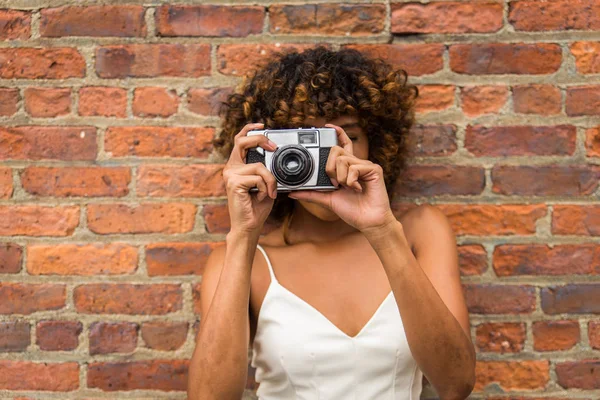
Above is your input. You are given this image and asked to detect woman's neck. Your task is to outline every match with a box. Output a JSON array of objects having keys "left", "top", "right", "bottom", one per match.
[{"left": 284, "top": 201, "right": 359, "bottom": 245}]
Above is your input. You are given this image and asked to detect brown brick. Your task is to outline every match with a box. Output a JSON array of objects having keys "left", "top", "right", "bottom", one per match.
[
  {"left": 0, "top": 9, "right": 31, "bottom": 40},
  {"left": 465, "top": 125, "right": 576, "bottom": 156},
  {"left": 270, "top": 4, "right": 385, "bottom": 36},
  {"left": 157, "top": 5, "right": 263, "bottom": 37},
  {"left": 406, "top": 125, "right": 457, "bottom": 157},
  {"left": 36, "top": 320, "right": 82, "bottom": 351},
  {"left": 513, "top": 84, "right": 562, "bottom": 115},
  {"left": 187, "top": 87, "right": 233, "bottom": 115},
  {"left": 89, "top": 321, "right": 138, "bottom": 354},
  {"left": 533, "top": 320, "right": 580, "bottom": 351},
  {"left": 0, "top": 48, "right": 85, "bottom": 79},
  {"left": 415, "top": 85, "right": 455, "bottom": 113},
  {"left": 0, "top": 205, "right": 79, "bottom": 236},
  {"left": 0, "top": 87, "right": 19, "bottom": 115},
  {"left": 460, "top": 86, "right": 508, "bottom": 116},
  {"left": 392, "top": 2, "right": 503, "bottom": 34},
  {"left": 0, "top": 242, "right": 22, "bottom": 273},
  {"left": 27, "top": 243, "right": 138, "bottom": 275},
  {"left": 0, "top": 166, "right": 12, "bottom": 199},
  {"left": 0, "top": 126, "right": 96, "bottom": 161},
  {"left": 40, "top": 5, "right": 145, "bottom": 37},
  {"left": 137, "top": 164, "right": 225, "bottom": 198},
  {"left": 509, "top": 0, "right": 600, "bottom": 31},
  {"left": 394, "top": 165, "right": 485, "bottom": 197},
  {"left": 21, "top": 166, "right": 130, "bottom": 197},
  {"left": 78, "top": 87, "right": 127, "bottom": 117},
  {"left": 105, "top": 126, "right": 213, "bottom": 158},
  {"left": 566, "top": 85, "right": 600, "bottom": 116},
  {"left": 96, "top": 44, "right": 210, "bottom": 78},
  {"left": 458, "top": 244, "right": 487, "bottom": 276},
  {"left": 344, "top": 44, "right": 444, "bottom": 77},
  {"left": 450, "top": 43, "right": 562, "bottom": 75},
  {"left": 570, "top": 41, "right": 600, "bottom": 74},
  {"left": 476, "top": 322, "right": 525, "bottom": 353},
  {"left": 542, "top": 284, "right": 600, "bottom": 314},
  {"left": 553, "top": 205, "right": 600, "bottom": 236},
  {"left": 133, "top": 87, "right": 179, "bottom": 118},
  {"left": 475, "top": 360, "right": 549, "bottom": 391},
  {"left": 146, "top": 242, "right": 220, "bottom": 276},
  {"left": 464, "top": 284, "right": 536, "bottom": 314},
  {"left": 0, "top": 283, "right": 65, "bottom": 314},
  {"left": 0, "top": 321, "right": 30, "bottom": 351},
  {"left": 88, "top": 359, "right": 188, "bottom": 391},
  {"left": 141, "top": 321, "right": 188, "bottom": 350},
  {"left": 589, "top": 321, "right": 600, "bottom": 349},
  {"left": 23, "top": 87, "right": 71, "bottom": 117},
  {"left": 217, "top": 43, "right": 314, "bottom": 76},
  {"left": 87, "top": 203, "right": 196, "bottom": 234},
  {"left": 0, "top": 361, "right": 79, "bottom": 391},
  {"left": 492, "top": 165, "right": 600, "bottom": 196},
  {"left": 203, "top": 203, "right": 230, "bottom": 234},
  {"left": 74, "top": 284, "right": 182, "bottom": 315},
  {"left": 556, "top": 360, "right": 600, "bottom": 389},
  {"left": 587, "top": 127, "right": 600, "bottom": 157}
]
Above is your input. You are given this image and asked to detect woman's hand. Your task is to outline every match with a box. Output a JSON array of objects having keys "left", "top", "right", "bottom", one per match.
[
  {"left": 287, "top": 124, "right": 397, "bottom": 234},
  {"left": 222, "top": 122, "right": 279, "bottom": 235}
]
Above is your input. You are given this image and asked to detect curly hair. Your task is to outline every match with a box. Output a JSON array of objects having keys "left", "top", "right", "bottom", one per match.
[{"left": 213, "top": 45, "right": 418, "bottom": 227}]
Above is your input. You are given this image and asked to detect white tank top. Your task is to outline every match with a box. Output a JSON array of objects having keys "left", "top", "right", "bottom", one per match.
[{"left": 251, "top": 243, "right": 423, "bottom": 400}]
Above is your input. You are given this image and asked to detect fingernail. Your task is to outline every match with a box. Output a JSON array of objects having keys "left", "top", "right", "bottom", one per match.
[
  {"left": 331, "top": 178, "right": 338, "bottom": 186},
  {"left": 267, "top": 139, "right": 277, "bottom": 149}
]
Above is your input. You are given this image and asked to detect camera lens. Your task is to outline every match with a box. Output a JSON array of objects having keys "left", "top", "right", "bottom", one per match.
[{"left": 272, "top": 145, "right": 313, "bottom": 187}]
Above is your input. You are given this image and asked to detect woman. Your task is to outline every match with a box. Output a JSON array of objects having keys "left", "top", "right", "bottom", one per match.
[{"left": 188, "top": 46, "right": 476, "bottom": 400}]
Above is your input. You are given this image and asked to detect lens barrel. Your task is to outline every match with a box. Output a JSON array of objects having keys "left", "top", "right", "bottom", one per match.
[{"left": 272, "top": 144, "right": 313, "bottom": 187}]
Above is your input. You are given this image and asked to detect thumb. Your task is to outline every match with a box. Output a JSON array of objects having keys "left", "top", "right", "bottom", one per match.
[{"left": 288, "top": 190, "right": 332, "bottom": 209}]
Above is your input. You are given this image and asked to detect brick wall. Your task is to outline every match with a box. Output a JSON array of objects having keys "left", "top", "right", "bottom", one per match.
[{"left": 0, "top": 1, "right": 598, "bottom": 399}]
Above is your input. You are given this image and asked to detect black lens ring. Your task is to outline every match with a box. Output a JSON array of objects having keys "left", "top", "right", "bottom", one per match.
[{"left": 272, "top": 145, "right": 313, "bottom": 187}]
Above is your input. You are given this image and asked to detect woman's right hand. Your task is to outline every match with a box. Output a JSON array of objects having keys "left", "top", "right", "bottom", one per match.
[{"left": 222, "top": 122, "right": 279, "bottom": 236}]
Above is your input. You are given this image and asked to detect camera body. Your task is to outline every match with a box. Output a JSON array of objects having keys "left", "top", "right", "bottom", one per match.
[{"left": 245, "top": 127, "right": 338, "bottom": 192}]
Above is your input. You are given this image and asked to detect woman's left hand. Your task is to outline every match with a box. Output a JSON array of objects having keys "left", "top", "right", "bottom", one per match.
[{"left": 287, "top": 124, "right": 398, "bottom": 234}]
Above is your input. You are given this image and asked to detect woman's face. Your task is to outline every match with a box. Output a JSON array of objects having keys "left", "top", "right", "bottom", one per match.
[{"left": 294, "top": 114, "right": 369, "bottom": 221}]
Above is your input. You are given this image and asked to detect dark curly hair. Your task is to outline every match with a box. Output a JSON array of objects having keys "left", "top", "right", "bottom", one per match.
[{"left": 213, "top": 45, "right": 418, "bottom": 229}]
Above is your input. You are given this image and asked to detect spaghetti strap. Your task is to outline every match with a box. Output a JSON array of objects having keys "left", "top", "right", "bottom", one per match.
[{"left": 256, "top": 243, "right": 278, "bottom": 283}]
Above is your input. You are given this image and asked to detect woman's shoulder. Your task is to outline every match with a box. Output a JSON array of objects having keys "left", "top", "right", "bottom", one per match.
[{"left": 397, "top": 204, "right": 454, "bottom": 255}]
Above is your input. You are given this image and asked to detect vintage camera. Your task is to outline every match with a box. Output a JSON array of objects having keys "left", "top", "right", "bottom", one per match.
[{"left": 245, "top": 127, "right": 338, "bottom": 192}]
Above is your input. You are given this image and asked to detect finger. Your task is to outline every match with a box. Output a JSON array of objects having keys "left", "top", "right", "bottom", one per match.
[
  {"left": 288, "top": 190, "right": 332, "bottom": 209},
  {"left": 232, "top": 163, "right": 278, "bottom": 199},
  {"left": 229, "top": 123, "right": 274, "bottom": 163},
  {"left": 325, "top": 146, "right": 346, "bottom": 186},
  {"left": 325, "top": 123, "right": 353, "bottom": 155},
  {"left": 236, "top": 175, "right": 269, "bottom": 201},
  {"left": 346, "top": 165, "right": 363, "bottom": 192},
  {"left": 347, "top": 163, "right": 381, "bottom": 190},
  {"left": 234, "top": 135, "right": 277, "bottom": 163},
  {"left": 336, "top": 156, "right": 351, "bottom": 188}
]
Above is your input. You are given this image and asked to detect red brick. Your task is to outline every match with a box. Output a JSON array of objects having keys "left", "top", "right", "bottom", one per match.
[
  {"left": 458, "top": 244, "right": 487, "bottom": 276},
  {"left": 217, "top": 43, "right": 314, "bottom": 76},
  {"left": 589, "top": 321, "right": 600, "bottom": 349},
  {"left": 394, "top": 165, "right": 485, "bottom": 197},
  {"left": 344, "top": 44, "right": 444, "bottom": 77},
  {"left": 0, "top": 242, "right": 22, "bottom": 273},
  {"left": 542, "top": 284, "right": 600, "bottom": 314},
  {"left": 0, "top": 361, "right": 79, "bottom": 391},
  {"left": 475, "top": 360, "right": 549, "bottom": 391},
  {"left": 513, "top": 84, "right": 562, "bottom": 115},
  {"left": 89, "top": 321, "right": 138, "bottom": 354},
  {"left": 415, "top": 85, "right": 455, "bottom": 113},
  {"left": 36, "top": 320, "right": 82, "bottom": 351},
  {"left": 133, "top": 87, "right": 179, "bottom": 117},
  {"left": 23, "top": 87, "right": 71, "bottom": 117},
  {"left": 146, "top": 242, "right": 220, "bottom": 276},
  {"left": 75, "top": 284, "right": 182, "bottom": 315},
  {"left": 554, "top": 204, "right": 600, "bottom": 238},
  {"left": 450, "top": 43, "right": 562, "bottom": 75},
  {"left": 392, "top": 2, "right": 503, "bottom": 34},
  {"left": 533, "top": 320, "right": 580, "bottom": 351},
  {"left": 494, "top": 244, "right": 600, "bottom": 276},
  {"left": 0, "top": 48, "right": 85, "bottom": 79},
  {"left": 566, "top": 85, "right": 600, "bottom": 116},
  {"left": 78, "top": 87, "right": 127, "bottom": 117},
  {"left": 0, "top": 321, "right": 30, "bottom": 351},
  {"left": 0, "top": 126, "right": 96, "bottom": 161},
  {"left": 0, "top": 205, "right": 79, "bottom": 236},
  {"left": 465, "top": 125, "right": 576, "bottom": 156},
  {"left": 509, "top": 0, "right": 600, "bottom": 31},
  {"left": 187, "top": 87, "right": 233, "bottom": 115},
  {"left": 95, "top": 44, "right": 210, "bottom": 78},
  {"left": 40, "top": 5, "right": 145, "bottom": 37},
  {"left": 27, "top": 243, "right": 138, "bottom": 275},
  {"left": 570, "top": 41, "right": 600, "bottom": 74},
  {"left": 157, "top": 5, "right": 263, "bottom": 37},
  {"left": 87, "top": 203, "right": 196, "bottom": 234},
  {"left": 203, "top": 203, "right": 230, "bottom": 234},
  {"left": 141, "top": 321, "right": 188, "bottom": 350},
  {"left": 87, "top": 359, "right": 188, "bottom": 391},
  {"left": 406, "top": 125, "right": 457, "bottom": 157},
  {"left": 475, "top": 322, "right": 525, "bottom": 353},
  {"left": 137, "top": 164, "right": 225, "bottom": 198},
  {"left": 270, "top": 4, "right": 385, "bottom": 35},
  {"left": 21, "top": 166, "right": 130, "bottom": 197},
  {"left": 0, "top": 283, "right": 65, "bottom": 314},
  {"left": 587, "top": 127, "right": 600, "bottom": 157},
  {"left": 0, "top": 9, "right": 31, "bottom": 40},
  {"left": 460, "top": 86, "right": 508, "bottom": 116},
  {"left": 0, "top": 87, "right": 19, "bottom": 116},
  {"left": 105, "top": 126, "right": 213, "bottom": 158},
  {"left": 464, "top": 284, "right": 536, "bottom": 314},
  {"left": 492, "top": 165, "right": 600, "bottom": 196},
  {"left": 0, "top": 167, "right": 12, "bottom": 199},
  {"left": 556, "top": 360, "right": 600, "bottom": 389}
]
